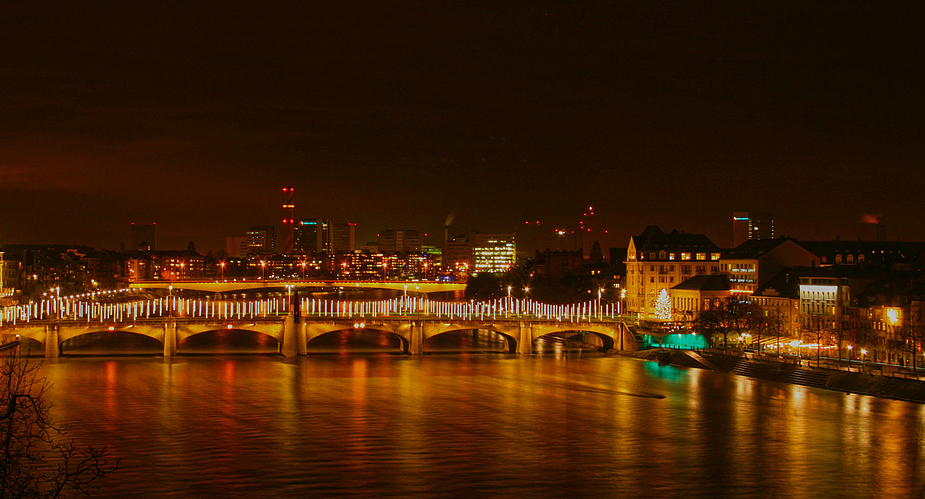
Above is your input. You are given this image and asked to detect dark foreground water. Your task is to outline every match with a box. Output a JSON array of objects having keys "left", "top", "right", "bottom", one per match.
[{"left": 38, "top": 351, "right": 925, "bottom": 499}]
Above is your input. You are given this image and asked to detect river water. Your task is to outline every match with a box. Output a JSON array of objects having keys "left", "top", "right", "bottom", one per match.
[{"left": 36, "top": 343, "right": 925, "bottom": 498}]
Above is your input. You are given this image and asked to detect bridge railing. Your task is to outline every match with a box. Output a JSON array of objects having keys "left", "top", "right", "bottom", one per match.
[
  {"left": 1, "top": 295, "right": 624, "bottom": 326},
  {"left": 299, "top": 296, "right": 622, "bottom": 323},
  {"left": 0, "top": 296, "right": 287, "bottom": 325}
]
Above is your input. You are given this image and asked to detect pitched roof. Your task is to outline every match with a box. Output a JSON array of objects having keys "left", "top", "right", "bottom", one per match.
[
  {"left": 630, "top": 226, "right": 718, "bottom": 252},
  {"left": 672, "top": 274, "right": 729, "bottom": 291},
  {"left": 723, "top": 238, "right": 795, "bottom": 259}
]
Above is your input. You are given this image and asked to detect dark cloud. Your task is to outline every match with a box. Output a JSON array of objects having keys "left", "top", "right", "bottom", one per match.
[{"left": 1, "top": 1, "right": 922, "bottom": 250}]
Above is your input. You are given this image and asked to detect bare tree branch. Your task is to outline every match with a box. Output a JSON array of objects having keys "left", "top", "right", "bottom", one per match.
[{"left": 1, "top": 349, "right": 119, "bottom": 499}]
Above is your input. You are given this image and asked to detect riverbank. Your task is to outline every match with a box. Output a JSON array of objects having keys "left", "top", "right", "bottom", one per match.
[{"left": 631, "top": 348, "right": 925, "bottom": 404}]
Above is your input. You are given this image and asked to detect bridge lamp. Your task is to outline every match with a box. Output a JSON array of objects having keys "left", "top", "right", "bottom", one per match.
[
  {"left": 227, "top": 324, "right": 233, "bottom": 330},
  {"left": 108, "top": 326, "right": 115, "bottom": 331},
  {"left": 219, "top": 261, "right": 226, "bottom": 281}
]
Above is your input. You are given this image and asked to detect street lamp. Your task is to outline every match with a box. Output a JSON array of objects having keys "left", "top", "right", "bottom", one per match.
[
  {"left": 300, "top": 261, "right": 306, "bottom": 280},
  {"left": 260, "top": 261, "right": 266, "bottom": 280},
  {"left": 219, "top": 261, "right": 225, "bottom": 282}
]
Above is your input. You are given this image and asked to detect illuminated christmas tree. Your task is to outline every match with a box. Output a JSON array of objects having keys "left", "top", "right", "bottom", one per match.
[{"left": 654, "top": 288, "right": 672, "bottom": 320}]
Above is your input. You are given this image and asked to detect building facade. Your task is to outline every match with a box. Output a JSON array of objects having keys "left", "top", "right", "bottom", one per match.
[
  {"left": 225, "top": 236, "right": 249, "bottom": 258},
  {"left": 720, "top": 239, "right": 819, "bottom": 294},
  {"left": 470, "top": 232, "right": 516, "bottom": 274},
  {"left": 332, "top": 222, "right": 356, "bottom": 253},
  {"left": 378, "top": 229, "right": 422, "bottom": 254},
  {"left": 624, "top": 226, "right": 721, "bottom": 318},
  {"left": 246, "top": 226, "right": 275, "bottom": 255},
  {"left": 732, "top": 212, "right": 773, "bottom": 248},
  {"left": 669, "top": 274, "right": 731, "bottom": 322}
]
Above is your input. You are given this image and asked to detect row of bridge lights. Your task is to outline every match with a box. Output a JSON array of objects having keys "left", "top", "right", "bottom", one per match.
[
  {"left": 39, "top": 287, "right": 137, "bottom": 302},
  {"left": 216, "top": 260, "right": 311, "bottom": 281}
]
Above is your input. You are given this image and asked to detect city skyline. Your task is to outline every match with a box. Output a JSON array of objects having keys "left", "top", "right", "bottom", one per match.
[{"left": 2, "top": 2, "right": 922, "bottom": 251}]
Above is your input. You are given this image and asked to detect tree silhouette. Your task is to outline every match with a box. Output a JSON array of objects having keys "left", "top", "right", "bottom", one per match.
[
  {"left": 801, "top": 313, "right": 834, "bottom": 367},
  {"left": 464, "top": 273, "right": 503, "bottom": 301},
  {"left": 897, "top": 305, "right": 923, "bottom": 377},
  {"left": 1, "top": 348, "right": 119, "bottom": 498},
  {"left": 695, "top": 298, "right": 747, "bottom": 351}
]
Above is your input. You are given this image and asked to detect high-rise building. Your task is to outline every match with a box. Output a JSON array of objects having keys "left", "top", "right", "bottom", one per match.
[
  {"left": 732, "top": 211, "right": 774, "bottom": 248},
  {"left": 442, "top": 235, "right": 472, "bottom": 276},
  {"left": 246, "top": 226, "right": 275, "bottom": 254},
  {"left": 225, "top": 236, "right": 250, "bottom": 258},
  {"left": 378, "top": 229, "right": 422, "bottom": 254},
  {"left": 295, "top": 219, "right": 332, "bottom": 254},
  {"left": 332, "top": 222, "right": 356, "bottom": 253},
  {"left": 130, "top": 222, "right": 157, "bottom": 251},
  {"left": 470, "top": 232, "right": 516, "bottom": 273}
]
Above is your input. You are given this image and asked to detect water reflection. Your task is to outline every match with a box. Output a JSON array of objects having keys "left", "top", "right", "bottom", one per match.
[{"left": 36, "top": 355, "right": 925, "bottom": 498}]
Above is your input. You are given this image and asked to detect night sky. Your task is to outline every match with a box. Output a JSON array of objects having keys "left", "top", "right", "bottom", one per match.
[{"left": 2, "top": 1, "right": 922, "bottom": 252}]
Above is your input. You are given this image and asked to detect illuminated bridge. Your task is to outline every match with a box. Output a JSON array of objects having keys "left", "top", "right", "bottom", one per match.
[
  {"left": 1, "top": 295, "right": 635, "bottom": 358},
  {"left": 127, "top": 279, "right": 466, "bottom": 294}
]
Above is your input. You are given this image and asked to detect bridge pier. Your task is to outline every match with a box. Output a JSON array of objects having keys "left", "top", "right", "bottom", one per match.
[
  {"left": 163, "top": 321, "right": 177, "bottom": 357},
  {"left": 409, "top": 322, "right": 424, "bottom": 355},
  {"left": 44, "top": 323, "right": 60, "bottom": 358},
  {"left": 280, "top": 315, "right": 307, "bottom": 357},
  {"left": 516, "top": 322, "right": 532, "bottom": 355}
]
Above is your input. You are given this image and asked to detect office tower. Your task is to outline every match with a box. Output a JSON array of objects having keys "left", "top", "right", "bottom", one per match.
[
  {"left": 332, "top": 222, "right": 356, "bottom": 253},
  {"left": 246, "top": 226, "right": 275, "bottom": 254},
  {"left": 732, "top": 211, "right": 774, "bottom": 248}
]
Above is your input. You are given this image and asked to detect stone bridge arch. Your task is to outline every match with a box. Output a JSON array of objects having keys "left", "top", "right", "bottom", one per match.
[
  {"left": 1, "top": 325, "right": 50, "bottom": 354},
  {"left": 420, "top": 323, "right": 518, "bottom": 353},
  {"left": 175, "top": 323, "right": 284, "bottom": 345},
  {"left": 303, "top": 320, "right": 412, "bottom": 353},
  {"left": 525, "top": 323, "right": 626, "bottom": 353},
  {"left": 57, "top": 325, "right": 164, "bottom": 345}
]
